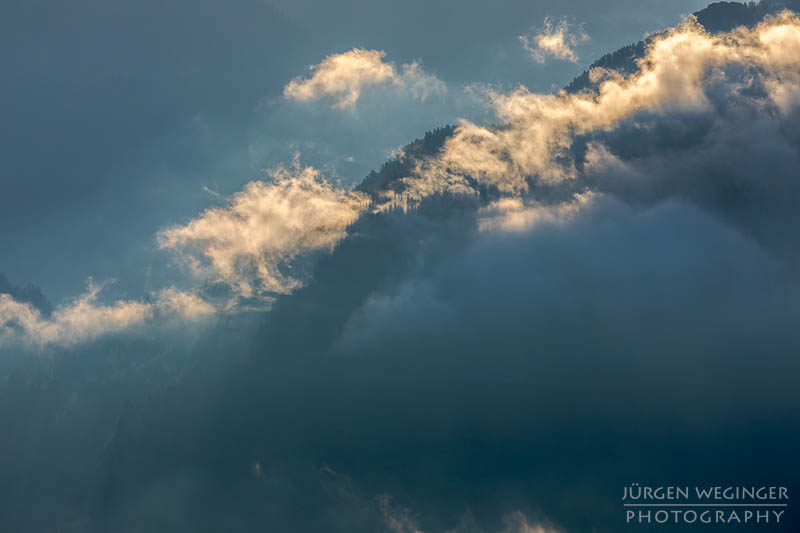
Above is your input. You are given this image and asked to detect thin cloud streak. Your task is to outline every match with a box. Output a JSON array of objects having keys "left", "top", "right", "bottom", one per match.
[{"left": 0, "top": 281, "right": 214, "bottom": 348}]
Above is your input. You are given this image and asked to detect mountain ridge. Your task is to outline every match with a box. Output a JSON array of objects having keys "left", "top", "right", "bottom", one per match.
[{"left": 355, "top": 0, "right": 800, "bottom": 200}]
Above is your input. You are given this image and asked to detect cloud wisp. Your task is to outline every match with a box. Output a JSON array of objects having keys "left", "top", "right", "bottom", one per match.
[
  {"left": 0, "top": 280, "right": 213, "bottom": 348},
  {"left": 1, "top": 160, "right": 369, "bottom": 348},
  {"left": 520, "top": 17, "right": 588, "bottom": 63},
  {"left": 476, "top": 193, "right": 596, "bottom": 233},
  {"left": 157, "top": 160, "right": 370, "bottom": 302},
  {"left": 386, "top": 12, "right": 800, "bottom": 203},
  {"left": 284, "top": 48, "right": 445, "bottom": 109}
]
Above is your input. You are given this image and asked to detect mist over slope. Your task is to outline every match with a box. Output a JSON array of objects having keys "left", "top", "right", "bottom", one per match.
[
  {"left": 2, "top": 2, "right": 800, "bottom": 532},
  {"left": 568, "top": 0, "right": 800, "bottom": 92}
]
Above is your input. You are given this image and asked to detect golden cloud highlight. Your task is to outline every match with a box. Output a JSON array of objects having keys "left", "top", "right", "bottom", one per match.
[
  {"left": 520, "top": 17, "right": 588, "bottom": 63},
  {"left": 10, "top": 13, "right": 800, "bottom": 347},
  {"left": 284, "top": 48, "right": 445, "bottom": 109},
  {"left": 405, "top": 12, "right": 800, "bottom": 198},
  {"left": 0, "top": 281, "right": 214, "bottom": 348},
  {"left": 478, "top": 193, "right": 597, "bottom": 233},
  {"left": 157, "top": 161, "right": 370, "bottom": 300}
]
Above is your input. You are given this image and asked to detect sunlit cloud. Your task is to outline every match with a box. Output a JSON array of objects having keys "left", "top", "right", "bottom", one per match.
[
  {"left": 0, "top": 280, "right": 213, "bottom": 348},
  {"left": 158, "top": 158, "right": 370, "bottom": 300},
  {"left": 2, "top": 159, "right": 370, "bottom": 348},
  {"left": 394, "top": 12, "right": 800, "bottom": 199},
  {"left": 284, "top": 48, "right": 445, "bottom": 109},
  {"left": 520, "top": 17, "right": 588, "bottom": 63},
  {"left": 9, "top": 13, "right": 800, "bottom": 348},
  {"left": 477, "top": 193, "right": 597, "bottom": 233},
  {"left": 156, "top": 287, "right": 216, "bottom": 319}
]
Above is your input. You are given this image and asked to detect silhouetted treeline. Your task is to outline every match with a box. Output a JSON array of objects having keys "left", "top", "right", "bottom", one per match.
[{"left": 356, "top": 125, "right": 455, "bottom": 198}]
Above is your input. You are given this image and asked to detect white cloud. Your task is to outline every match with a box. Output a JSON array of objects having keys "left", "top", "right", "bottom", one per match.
[
  {"left": 157, "top": 160, "right": 369, "bottom": 300},
  {"left": 284, "top": 48, "right": 445, "bottom": 109},
  {"left": 2, "top": 160, "right": 370, "bottom": 348},
  {"left": 477, "top": 193, "right": 597, "bottom": 233},
  {"left": 394, "top": 12, "right": 800, "bottom": 199},
  {"left": 0, "top": 280, "right": 214, "bottom": 348},
  {"left": 520, "top": 17, "right": 588, "bottom": 63},
  {"left": 156, "top": 287, "right": 216, "bottom": 319}
]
